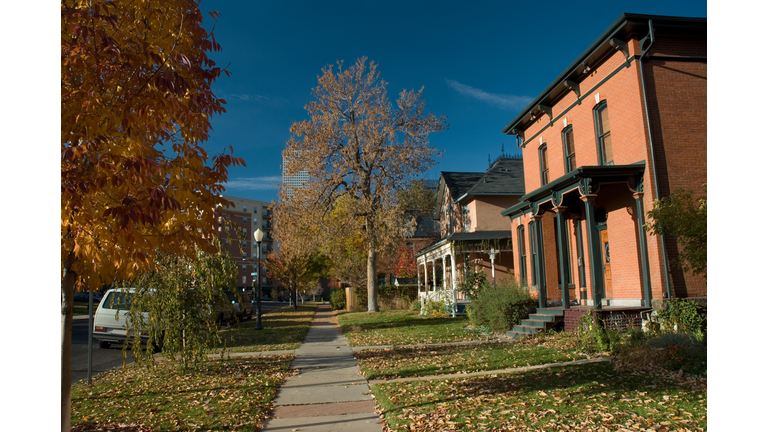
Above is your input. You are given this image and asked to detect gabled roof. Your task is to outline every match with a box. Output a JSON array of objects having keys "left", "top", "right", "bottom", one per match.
[
  {"left": 458, "top": 158, "right": 525, "bottom": 202},
  {"left": 442, "top": 172, "right": 484, "bottom": 201}
]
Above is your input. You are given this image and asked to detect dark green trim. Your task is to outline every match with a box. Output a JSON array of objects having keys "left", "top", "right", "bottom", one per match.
[
  {"left": 503, "top": 14, "right": 706, "bottom": 137},
  {"left": 517, "top": 55, "right": 637, "bottom": 148},
  {"left": 583, "top": 198, "right": 604, "bottom": 309},
  {"left": 555, "top": 211, "right": 571, "bottom": 309},
  {"left": 562, "top": 125, "right": 575, "bottom": 172},
  {"left": 634, "top": 195, "right": 653, "bottom": 307},
  {"left": 575, "top": 220, "right": 587, "bottom": 289},
  {"left": 517, "top": 224, "right": 527, "bottom": 283},
  {"left": 538, "top": 143, "right": 549, "bottom": 186},
  {"left": 500, "top": 163, "right": 646, "bottom": 219},
  {"left": 593, "top": 101, "right": 612, "bottom": 166}
]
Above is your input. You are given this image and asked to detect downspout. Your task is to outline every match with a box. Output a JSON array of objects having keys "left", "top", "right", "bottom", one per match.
[{"left": 638, "top": 19, "right": 673, "bottom": 301}]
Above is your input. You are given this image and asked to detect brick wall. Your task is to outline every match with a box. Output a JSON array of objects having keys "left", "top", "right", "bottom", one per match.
[{"left": 508, "top": 30, "right": 706, "bottom": 304}]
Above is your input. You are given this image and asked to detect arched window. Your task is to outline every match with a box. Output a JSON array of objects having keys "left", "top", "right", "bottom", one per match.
[
  {"left": 538, "top": 143, "right": 549, "bottom": 185},
  {"left": 594, "top": 101, "right": 613, "bottom": 165},
  {"left": 562, "top": 126, "right": 576, "bottom": 172}
]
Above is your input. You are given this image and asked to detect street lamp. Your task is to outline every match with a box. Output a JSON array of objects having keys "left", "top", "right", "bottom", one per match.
[{"left": 254, "top": 228, "right": 264, "bottom": 330}]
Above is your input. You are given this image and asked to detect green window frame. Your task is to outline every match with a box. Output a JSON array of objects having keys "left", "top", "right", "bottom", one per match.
[
  {"left": 517, "top": 224, "right": 527, "bottom": 284},
  {"left": 594, "top": 101, "right": 613, "bottom": 165},
  {"left": 538, "top": 143, "right": 549, "bottom": 186},
  {"left": 562, "top": 126, "right": 576, "bottom": 172},
  {"left": 528, "top": 221, "right": 538, "bottom": 286}
]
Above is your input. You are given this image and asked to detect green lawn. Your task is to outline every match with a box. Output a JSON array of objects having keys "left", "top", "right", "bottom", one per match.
[
  {"left": 373, "top": 360, "right": 706, "bottom": 431},
  {"left": 214, "top": 304, "right": 317, "bottom": 352},
  {"left": 337, "top": 310, "right": 494, "bottom": 347},
  {"left": 355, "top": 335, "right": 590, "bottom": 379},
  {"left": 71, "top": 355, "right": 294, "bottom": 431}
]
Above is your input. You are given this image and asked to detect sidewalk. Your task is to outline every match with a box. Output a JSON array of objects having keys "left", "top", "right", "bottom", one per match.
[{"left": 262, "top": 303, "right": 383, "bottom": 432}]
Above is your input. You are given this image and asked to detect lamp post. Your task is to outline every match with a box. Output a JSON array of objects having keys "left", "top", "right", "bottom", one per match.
[{"left": 254, "top": 228, "right": 264, "bottom": 330}]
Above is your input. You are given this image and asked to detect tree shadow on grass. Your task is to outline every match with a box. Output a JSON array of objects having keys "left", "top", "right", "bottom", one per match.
[{"left": 375, "top": 361, "right": 705, "bottom": 424}]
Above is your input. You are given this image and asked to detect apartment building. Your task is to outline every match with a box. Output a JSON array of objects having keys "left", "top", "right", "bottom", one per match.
[{"left": 218, "top": 196, "right": 275, "bottom": 294}]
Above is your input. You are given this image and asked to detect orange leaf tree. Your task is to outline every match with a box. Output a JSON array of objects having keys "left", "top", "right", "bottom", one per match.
[
  {"left": 283, "top": 58, "right": 447, "bottom": 312},
  {"left": 61, "top": 1, "right": 242, "bottom": 430}
]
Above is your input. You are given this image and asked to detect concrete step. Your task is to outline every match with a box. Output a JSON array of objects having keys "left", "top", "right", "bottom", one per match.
[
  {"left": 527, "top": 314, "right": 558, "bottom": 322},
  {"left": 505, "top": 330, "right": 529, "bottom": 339},
  {"left": 512, "top": 325, "right": 540, "bottom": 334},
  {"left": 520, "top": 319, "right": 548, "bottom": 329},
  {"left": 535, "top": 308, "right": 564, "bottom": 316}
]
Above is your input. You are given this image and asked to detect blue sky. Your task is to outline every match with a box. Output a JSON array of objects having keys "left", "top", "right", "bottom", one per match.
[{"left": 200, "top": 0, "right": 707, "bottom": 203}]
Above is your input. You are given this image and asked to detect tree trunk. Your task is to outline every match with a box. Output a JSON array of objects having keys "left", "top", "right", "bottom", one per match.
[
  {"left": 61, "top": 252, "right": 76, "bottom": 432},
  {"left": 291, "top": 287, "right": 298, "bottom": 310},
  {"left": 367, "top": 220, "right": 379, "bottom": 312}
]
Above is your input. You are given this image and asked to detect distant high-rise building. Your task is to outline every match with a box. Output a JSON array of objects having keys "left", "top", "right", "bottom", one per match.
[{"left": 282, "top": 153, "right": 309, "bottom": 197}]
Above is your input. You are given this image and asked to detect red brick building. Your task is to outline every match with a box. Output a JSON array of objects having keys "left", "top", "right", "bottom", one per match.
[
  {"left": 415, "top": 156, "right": 525, "bottom": 312},
  {"left": 501, "top": 14, "right": 706, "bottom": 310}
]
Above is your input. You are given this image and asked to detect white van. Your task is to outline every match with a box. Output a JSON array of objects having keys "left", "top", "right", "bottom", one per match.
[{"left": 92, "top": 288, "right": 153, "bottom": 349}]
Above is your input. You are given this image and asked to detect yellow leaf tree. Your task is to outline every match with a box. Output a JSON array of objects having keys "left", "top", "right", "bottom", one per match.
[
  {"left": 61, "top": 1, "right": 242, "bottom": 430},
  {"left": 283, "top": 57, "right": 447, "bottom": 312}
]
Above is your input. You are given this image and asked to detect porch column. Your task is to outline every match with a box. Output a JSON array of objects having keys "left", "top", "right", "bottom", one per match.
[
  {"left": 417, "top": 261, "right": 422, "bottom": 294},
  {"left": 450, "top": 252, "right": 458, "bottom": 292},
  {"left": 554, "top": 206, "right": 570, "bottom": 310},
  {"left": 432, "top": 259, "right": 437, "bottom": 292},
  {"left": 441, "top": 255, "right": 447, "bottom": 290},
  {"left": 634, "top": 192, "right": 653, "bottom": 308},
  {"left": 532, "top": 216, "right": 547, "bottom": 308},
  {"left": 580, "top": 194, "right": 604, "bottom": 309}
]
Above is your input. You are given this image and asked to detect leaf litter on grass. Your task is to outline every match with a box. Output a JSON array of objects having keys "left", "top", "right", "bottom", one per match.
[
  {"left": 71, "top": 355, "right": 296, "bottom": 432},
  {"left": 372, "top": 360, "right": 706, "bottom": 431}
]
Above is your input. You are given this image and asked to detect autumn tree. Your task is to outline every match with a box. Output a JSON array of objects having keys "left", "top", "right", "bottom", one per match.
[
  {"left": 645, "top": 185, "right": 707, "bottom": 277},
  {"left": 283, "top": 57, "right": 447, "bottom": 312},
  {"left": 61, "top": 2, "right": 241, "bottom": 430},
  {"left": 266, "top": 199, "right": 328, "bottom": 309}
]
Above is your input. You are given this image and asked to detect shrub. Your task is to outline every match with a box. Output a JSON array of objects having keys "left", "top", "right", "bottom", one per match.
[
  {"left": 656, "top": 298, "right": 706, "bottom": 337},
  {"left": 574, "top": 312, "right": 624, "bottom": 355},
  {"left": 330, "top": 289, "right": 347, "bottom": 311},
  {"left": 422, "top": 299, "right": 449, "bottom": 317},
  {"left": 468, "top": 280, "right": 536, "bottom": 332},
  {"left": 409, "top": 299, "right": 422, "bottom": 312},
  {"left": 457, "top": 264, "right": 490, "bottom": 299}
]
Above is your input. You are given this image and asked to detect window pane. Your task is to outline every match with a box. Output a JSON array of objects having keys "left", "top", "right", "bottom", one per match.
[
  {"left": 602, "top": 132, "right": 613, "bottom": 164},
  {"left": 599, "top": 106, "right": 610, "bottom": 133}
]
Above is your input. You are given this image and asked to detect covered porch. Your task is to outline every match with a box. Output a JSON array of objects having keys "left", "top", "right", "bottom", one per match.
[
  {"left": 503, "top": 162, "right": 657, "bottom": 311},
  {"left": 415, "top": 231, "right": 515, "bottom": 316}
]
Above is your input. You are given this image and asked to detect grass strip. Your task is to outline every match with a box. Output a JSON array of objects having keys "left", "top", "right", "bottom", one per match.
[
  {"left": 373, "top": 360, "right": 706, "bottom": 431},
  {"left": 71, "top": 355, "right": 294, "bottom": 431},
  {"left": 337, "top": 310, "right": 494, "bottom": 347},
  {"left": 355, "top": 339, "right": 590, "bottom": 379},
  {"left": 214, "top": 304, "right": 317, "bottom": 352}
]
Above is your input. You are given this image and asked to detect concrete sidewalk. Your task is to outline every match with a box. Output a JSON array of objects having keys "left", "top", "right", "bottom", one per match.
[{"left": 262, "top": 303, "right": 383, "bottom": 432}]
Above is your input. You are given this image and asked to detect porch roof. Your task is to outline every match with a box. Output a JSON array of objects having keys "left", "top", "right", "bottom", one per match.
[
  {"left": 414, "top": 230, "right": 512, "bottom": 257},
  {"left": 501, "top": 162, "right": 646, "bottom": 219}
]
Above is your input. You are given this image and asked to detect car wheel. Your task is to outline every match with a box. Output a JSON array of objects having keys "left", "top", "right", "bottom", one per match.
[{"left": 98, "top": 340, "right": 110, "bottom": 349}]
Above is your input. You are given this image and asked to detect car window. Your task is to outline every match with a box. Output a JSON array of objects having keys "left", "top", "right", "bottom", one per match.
[
  {"left": 225, "top": 291, "right": 237, "bottom": 302},
  {"left": 101, "top": 292, "right": 133, "bottom": 310}
]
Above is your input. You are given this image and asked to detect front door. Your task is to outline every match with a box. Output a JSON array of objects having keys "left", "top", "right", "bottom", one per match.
[{"left": 600, "top": 229, "right": 613, "bottom": 299}]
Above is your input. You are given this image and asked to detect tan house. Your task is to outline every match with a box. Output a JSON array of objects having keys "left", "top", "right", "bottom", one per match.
[{"left": 415, "top": 156, "right": 525, "bottom": 313}]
